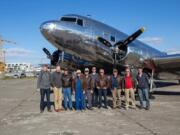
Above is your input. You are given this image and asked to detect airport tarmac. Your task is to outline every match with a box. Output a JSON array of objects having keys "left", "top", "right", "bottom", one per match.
[{"left": 0, "top": 78, "right": 180, "bottom": 135}]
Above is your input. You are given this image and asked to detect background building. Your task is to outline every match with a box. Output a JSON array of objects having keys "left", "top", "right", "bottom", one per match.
[{"left": 5, "top": 63, "right": 34, "bottom": 72}]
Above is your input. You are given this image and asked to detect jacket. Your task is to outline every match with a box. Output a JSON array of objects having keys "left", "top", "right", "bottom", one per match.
[
  {"left": 72, "top": 74, "right": 86, "bottom": 91},
  {"left": 83, "top": 75, "right": 93, "bottom": 90},
  {"left": 122, "top": 75, "right": 137, "bottom": 89},
  {"left": 51, "top": 71, "right": 62, "bottom": 88},
  {"left": 37, "top": 71, "right": 51, "bottom": 89},
  {"left": 136, "top": 73, "right": 149, "bottom": 89},
  {"left": 109, "top": 75, "right": 122, "bottom": 89},
  {"left": 90, "top": 73, "right": 98, "bottom": 88},
  {"left": 96, "top": 75, "right": 109, "bottom": 89},
  {"left": 62, "top": 74, "right": 72, "bottom": 88}
]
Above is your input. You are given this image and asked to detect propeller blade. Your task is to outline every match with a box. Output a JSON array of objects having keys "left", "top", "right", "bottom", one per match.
[
  {"left": 42, "top": 48, "right": 52, "bottom": 59},
  {"left": 96, "top": 36, "right": 112, "bottom": 47},
  {"left": 115, "top": 27, "right": 145, "bottom": 47}
]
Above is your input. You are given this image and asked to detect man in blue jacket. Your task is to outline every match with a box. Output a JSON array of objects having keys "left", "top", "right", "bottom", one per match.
[{"left": 137, "top": 67, "right": 150, "bottom": 110}]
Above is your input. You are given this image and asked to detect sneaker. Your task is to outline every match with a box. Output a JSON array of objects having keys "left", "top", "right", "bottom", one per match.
[
  {"left": 131, "top": 106, "right": 136, "bottom": 110},
  {"left": 40, "top": 110, "right": 44, "bottom": 113},
  {"left": 145, "top": 106, "right": 150, "bottom": 110},
  {"left": 125, "top": 107, "right": 128, "bottom": 110},
  {"left": 48, "top": 109, "right": 52, "bottom": 112},
  {"left": 104, "top": 106, "right": 108, "bottom": 109},
  {"left": 88, "top": 107, "right": 93, "bottom": 110},
  {"left": 64, "top": 108, "right": 67, "bottom": 111}
]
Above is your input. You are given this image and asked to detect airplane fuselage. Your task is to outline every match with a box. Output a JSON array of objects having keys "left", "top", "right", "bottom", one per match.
[{"left": 41, "top": 14, "right": 180, "bottom": 80}]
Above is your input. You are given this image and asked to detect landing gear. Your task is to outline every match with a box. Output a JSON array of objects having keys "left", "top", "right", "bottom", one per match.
[
  {"left": 150, "top": 70, "right": 154, "bottom": 92},
  {"left": 149, "top": 70, "right": 155, "bottom": 99},
  {"left": 178, "top": 80, "right": 180, "bottom": 85}
]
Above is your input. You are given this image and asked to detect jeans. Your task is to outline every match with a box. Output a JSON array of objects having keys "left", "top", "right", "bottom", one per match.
[
  {"left": 138, "top": 88, "right": 150, "bottom": 108},
  {"left": 85, "top": 90, "right": 92, "bottom": 108},
  {"left": 92, "top": 88, "right": 98, "bottom": 107},
  {"left": 75, "top": 89, "right": 85, "bottom": 110},
  {"left": 98, "top": 89, "right": 107, "bottom": 108},
  {"left": 63, "top": 87, "right": 72, "bottom": 109},
  {"left": 40, "top": 88, "right": 51, "bottom": 111}
]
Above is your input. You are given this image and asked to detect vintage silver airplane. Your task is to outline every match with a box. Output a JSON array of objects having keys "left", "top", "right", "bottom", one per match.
[{"left": 40, "top": 14, "right": 180, "bottom": 84}]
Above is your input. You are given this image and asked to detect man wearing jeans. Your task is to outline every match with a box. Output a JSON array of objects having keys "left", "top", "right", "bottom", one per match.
[
  {"left": 37, "top": 65, "right": 52, "bottom": 113},
  {"left": 62, "top": 68, "right": 73, "bottom": 111},
  {"left": 137, "top": 67, "right": 150, "bottom": 110},
  {"left": 96, "top": 69, "right": 109, "bottom": 109}
]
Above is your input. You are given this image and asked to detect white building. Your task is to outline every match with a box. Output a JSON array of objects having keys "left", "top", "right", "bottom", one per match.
[{"left": 5, "top": 63, "right": 34, "bottom": 72}]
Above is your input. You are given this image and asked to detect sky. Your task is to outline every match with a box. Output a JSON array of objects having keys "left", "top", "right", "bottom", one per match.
[{"left": 0, "top": 0, "right": 180, "bottom": 65}]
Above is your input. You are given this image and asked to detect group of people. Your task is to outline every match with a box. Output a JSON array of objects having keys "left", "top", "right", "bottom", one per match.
[{"left": 37, "top": 65, "right": 150, "bottom": 113}]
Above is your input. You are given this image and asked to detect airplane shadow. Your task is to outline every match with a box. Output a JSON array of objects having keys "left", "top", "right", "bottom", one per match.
[
  {"left": 153, "top": 81, "right": 180, "bottom": 96},
  {"left": 154, "top": 81, "right": 179, "bottom": 88}
]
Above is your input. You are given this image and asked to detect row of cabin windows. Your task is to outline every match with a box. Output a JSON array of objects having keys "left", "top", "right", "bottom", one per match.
[
  {"left": 60, "top": 17, "right": 116, "bottom": 43},
  {"left": 60, "top": 17, "right": 83, "bottom": 26}
]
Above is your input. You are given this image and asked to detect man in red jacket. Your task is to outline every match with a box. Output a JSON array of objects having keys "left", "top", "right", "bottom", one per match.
[{"left": 122, "top": 68, "right": 137, "bottom": 110}]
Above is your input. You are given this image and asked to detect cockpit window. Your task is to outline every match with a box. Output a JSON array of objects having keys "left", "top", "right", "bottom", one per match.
[
  {"left": 110, "top": 36, "right": 115, "bottom": 42},
  {"left": 61, "top": 17, "right": 77, "bottom": 22},
  {"left": 77, "top": 19, "right": 83, "bottom": 26}
]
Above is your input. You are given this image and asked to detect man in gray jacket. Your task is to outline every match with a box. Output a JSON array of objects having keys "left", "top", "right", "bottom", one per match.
[
  {"left": 37, "top": 65, "right": 52, "bottom": 113},
  {"left": 51, "top": 65, "right": 63, "bottom": 112}
]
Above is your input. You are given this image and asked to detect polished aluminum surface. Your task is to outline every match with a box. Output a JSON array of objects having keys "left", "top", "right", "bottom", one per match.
[{"left": 40, "top": 14, "right": 180, "bottom": 80}]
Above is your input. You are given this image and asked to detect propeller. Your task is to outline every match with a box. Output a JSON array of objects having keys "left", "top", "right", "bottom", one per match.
[
  {"left": 115, "top": 27, "right": 145, "bottom": 48},
  {"left": 42, "top": 48, "right": 61, "bottom": 65},
  {"left": 96, "top": 27, "right": 145, "bottom": 67},
  {"left": 43, "top": 48, "right": 53, "bottom": 60}
]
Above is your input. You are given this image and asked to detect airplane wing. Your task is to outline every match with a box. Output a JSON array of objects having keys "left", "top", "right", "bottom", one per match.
[{"left": 152, "top": 54, "right": 180, "bottom": 70}]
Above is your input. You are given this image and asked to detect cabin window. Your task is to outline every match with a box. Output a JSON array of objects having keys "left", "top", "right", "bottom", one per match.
[
  {"left": 110, "top": 36, "right": 115, "bottom": 42},
  {"left": 77, "top": 19, "right": 83, "bottom": 26},
  {"left": 61, "top": 17, "right": 77, "bottom": 22}
]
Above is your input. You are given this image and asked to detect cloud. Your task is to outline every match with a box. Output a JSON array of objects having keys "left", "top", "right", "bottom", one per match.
[
  {"left": 139, "top": 37, "right": 163, "bottom": 45},
  {"left": 5, "top": 47, "right": 33, "bottom": 57}
]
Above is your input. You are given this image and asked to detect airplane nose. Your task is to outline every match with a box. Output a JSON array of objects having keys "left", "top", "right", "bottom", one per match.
[{"left": 40, "top": 21, "right": 57, "bottom": 34}]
